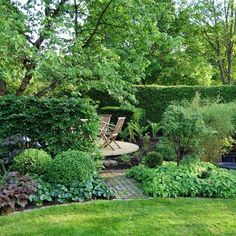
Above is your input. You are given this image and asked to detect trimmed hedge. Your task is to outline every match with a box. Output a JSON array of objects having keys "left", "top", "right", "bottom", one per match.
[
  {"left": 100, "top": 106, "right": 146, "bottom": 125},
  {"left": 90, "top": 85, "right": 236, "bottom": 122},
  {"left": 0, "top": 96, "right": 99, "bottom": 156},
  {"left": 135, "top": 85, "right": 236, "bottom": 121}
]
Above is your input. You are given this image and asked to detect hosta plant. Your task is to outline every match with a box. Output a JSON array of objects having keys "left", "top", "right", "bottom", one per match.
[{"left": 30, "top": 176, "right": 115, "bottom": 206}]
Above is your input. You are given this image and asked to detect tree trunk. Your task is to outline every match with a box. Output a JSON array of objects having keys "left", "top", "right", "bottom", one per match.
[
  {"left": 226, "top": 42, "right": 233, "bottom": 84},
  {"left": 218, "top": 62, "right": 227, "bottom": 85},
  {"left": 16, "top": 57, "right": 35, "bottom": 96},
  {"left": 0, "top": 80, "right": 6, "bottom": 96}
]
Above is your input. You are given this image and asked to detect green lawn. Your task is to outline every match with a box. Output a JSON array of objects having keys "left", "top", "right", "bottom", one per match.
[{"left": 1, "top": 198, "right": 236, "bottom": 236}]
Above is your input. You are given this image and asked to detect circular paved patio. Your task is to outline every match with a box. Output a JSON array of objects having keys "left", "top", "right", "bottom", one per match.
[{"left": 101, "top": 141, "right": 139, "bottom": 157}]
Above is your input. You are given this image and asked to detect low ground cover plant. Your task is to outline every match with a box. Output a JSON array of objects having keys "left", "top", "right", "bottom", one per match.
[
  {"left": 30, "top": 176, "right": 114, "bottom": 205},
  {"left": 128, "top": 158, "right": 236, "bottom": 198},
  {"left": 0, "top": 172, "right": 36, "bottom": 214}
]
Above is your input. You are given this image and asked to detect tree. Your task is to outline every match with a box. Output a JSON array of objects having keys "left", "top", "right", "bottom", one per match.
[
  {"left": 143, "top": 0, "right": 213, "bottom": 86},
  {"left": 191, "top": 0, "right": 236, "bottom": 84},
  {"left": 0, "top": 0, "right": 158, "bottom": 104}
]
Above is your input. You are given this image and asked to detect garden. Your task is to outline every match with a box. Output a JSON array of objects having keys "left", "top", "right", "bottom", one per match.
[{"left": 2, "top": 0, "right": 236, "bottom": 235}]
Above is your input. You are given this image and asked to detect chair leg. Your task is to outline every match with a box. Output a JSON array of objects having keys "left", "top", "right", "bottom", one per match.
[
  {"left": 113, "top": 140, "right": 121, "bottom": 149},
  {"left": 104, "top": 140, "right": 115, "bottom": 150}
]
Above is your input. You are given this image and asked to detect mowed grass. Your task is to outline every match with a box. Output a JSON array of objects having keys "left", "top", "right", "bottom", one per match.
[{"left": 1, "top": 198, "right": 236, "bottom": 236}]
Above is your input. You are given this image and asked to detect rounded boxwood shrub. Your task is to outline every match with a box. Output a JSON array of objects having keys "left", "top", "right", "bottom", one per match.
[
  {"left": 45, "top": 150, "right": 95, "bottom": 185},
  {"left": 144, "top": 152, "right": 163, "bottom": 168},
  {"left": 13, "top": 148, "right": 52, "bottom": 175}
]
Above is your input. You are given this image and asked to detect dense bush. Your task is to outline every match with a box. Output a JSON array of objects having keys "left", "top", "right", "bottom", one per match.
[
  {"left": 13, "top": 149, "right": 52, "bottom": 175},
  {"left": 128, "top": 159, "right": 236, "bottom": 198},
  {"left": 44, "top": 150, "right": 96, "bottom": 185},
  {"left": 183, "top": 96, "right": 236, "bottom": 163},
  {"left": 30, "top": 176, "right": 114, "bottom": 205},
  {"left": 156, "top": 141, "right": 175, "bottom": 161},
  {"left": 159, "top": 105, "right": 206, "bottom": 164},
  {"left": 100, "top": 106, "right": 145, "bottom": 125},
  {"left": 0, "top": 172, "right": 36, "bottom": 214},
  {"left": 144, "top": 152, "right": 163, "bottom": 168},
  {"left": 90, "top": 85, "right": 236, "bottom": 122},
  {"left": 0, "top": 96, "right": 99, "bottom": 156}
]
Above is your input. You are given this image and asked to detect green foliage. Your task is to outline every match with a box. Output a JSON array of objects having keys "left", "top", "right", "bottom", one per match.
[
  {"left": 119, "top": 154, "right": 132, "bottom": 165},
  {"left": 30, "top": 176, "right": 114, "bottom": 206},
  {"left": 128, "top": 159, "right": 236, "bottom": 198},
  {"left": 160, "top": 105, "right": 206, "bottom": 164},
  {"left": 147, "top": 121, "right": 161, "bottom": 140},
  {"left": 1, "top": 0, "right": 160, "bottom": 103},
  {"left": 156, "top": 141, "right": 176, "bottom": 161},
  {"left": 121, "top": 121, "right": 149, "bottom": 142},
  {"left": 143, "top": 1, "right": 213, "bottom": 86},
  {"left": 90, "top": 85, "right": 236, "bottom": 122},
  {"left": 184, "top": 95, "right": 236, "bottom": 163},
  {"left": 136, "top": 85, "right": 236, "bottom": 122},
  {"left": 0, "top": 96, "right": 99, "bottom": 156},
  {"left": 144, "top": 152, "right": 163, "bottom": 168},
  {"left": 0, "top": 172, "right": 36, "bottom": 214},
  {"left": 12, "top": 149, "right": 52, "bottom": 175},
  {"left": 45, "top": 150, "right": 96, "bottom": 185}
]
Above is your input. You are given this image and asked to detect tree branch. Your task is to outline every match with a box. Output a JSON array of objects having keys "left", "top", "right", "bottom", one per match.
[
  {"left": 34, "top": 0, "right": 68, "bottom": 49},
  {"left": 74, "top": 0, "right": 79, "bottom": 37},
  {"left": 34, "top": 80, "right": 59, "bottom": 97},
  {"left": 16, "top": 0, "right": 68, "bottom": 96},
  {"left": 82, "top": 0, "right": 113, "bottom": 48}
]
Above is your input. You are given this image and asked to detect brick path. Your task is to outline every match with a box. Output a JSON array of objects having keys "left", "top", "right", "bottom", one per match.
[{"left": 101, "top": 169, "right": 147, "bottom": 199}]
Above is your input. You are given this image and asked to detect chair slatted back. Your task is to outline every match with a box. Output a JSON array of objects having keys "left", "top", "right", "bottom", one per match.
[
  {"left": 100, "top": 114, "right": 112, "bottom": 131},
  {"left": 113, "top": 117, "right": 125, "bottom": 136}
]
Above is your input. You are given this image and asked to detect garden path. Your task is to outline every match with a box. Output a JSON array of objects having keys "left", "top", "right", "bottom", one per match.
[{"left": 101, "top": 169, "right": 147, "bottom": 199}]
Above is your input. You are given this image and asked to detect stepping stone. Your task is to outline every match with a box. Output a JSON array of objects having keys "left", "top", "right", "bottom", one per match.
[{"left": 103, "top": 160, "right": 118, "bottom": 168}]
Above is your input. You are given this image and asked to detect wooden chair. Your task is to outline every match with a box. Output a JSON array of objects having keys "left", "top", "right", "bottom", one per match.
[
  {"left": 101, "top": 117, "right": 126, "bottom": 150},
  {"left": 100, "top": 114, "right": 112, "bottom": 134}
]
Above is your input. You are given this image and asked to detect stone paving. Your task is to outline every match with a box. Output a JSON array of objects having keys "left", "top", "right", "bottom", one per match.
[{"left": 101, "top": 169, "right": 147, "bottom": 199}]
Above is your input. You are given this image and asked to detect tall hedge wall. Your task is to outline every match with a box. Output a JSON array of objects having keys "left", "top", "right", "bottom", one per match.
[
  {"left": 0, "top": 96, "right": 99, "bottom": 156},
  {"left": 89, "top": 85, "right": 236, "bottom": 122},
  {"left": 136, "top": 85, "right": 236, "bottom": 121}
]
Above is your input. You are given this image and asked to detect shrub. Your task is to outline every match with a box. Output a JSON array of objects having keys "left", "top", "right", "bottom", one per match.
[
  {"left": 184, "top": 95, "right": 236, "bottom": 163},
  {"left": 0, "top": 172, "right": 36, "bottom": 214},
  {"left": 128, "top": 159, "right": 236, "bottom": 198},
  {"left": 144, "top": 152, "right": 163, "bottom": 168},
  {"left": 13, "top": 149, "right": 52, "bottom": 175},
  {"left": 29, "top": 176, "right": 114, "bottom": 205},
  {"left": 0, "top": 96, "right": 99, "bottom": 156},
  {"left": 156, "top": 141, "right": 175, "bottom": 161},
  {"left": 160, "top": 105, "right": 206, "bottom": 164},
  {"left": 45, "top": 150, "right": 96, "bottom": 185}
]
